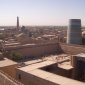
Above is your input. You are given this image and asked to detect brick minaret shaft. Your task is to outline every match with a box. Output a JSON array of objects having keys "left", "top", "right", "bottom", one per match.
[{"left": 17, "top": 16, "right": 19, "bottom": 30}]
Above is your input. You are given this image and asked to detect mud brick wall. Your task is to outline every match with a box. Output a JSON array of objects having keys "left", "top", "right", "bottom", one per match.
[{"left": 60, "top": 43, "right": 85, "bottom": 55}]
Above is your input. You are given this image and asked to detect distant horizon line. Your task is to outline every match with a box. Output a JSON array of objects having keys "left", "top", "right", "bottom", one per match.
[
  {"left": 0, "top": 25, "right": 85, "bottom": 27},
  {"left": 0, "top": 25, "right": 68, "bottom": 27}
]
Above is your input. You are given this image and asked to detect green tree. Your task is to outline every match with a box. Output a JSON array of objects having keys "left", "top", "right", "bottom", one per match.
[{"left": 10, "top": 51, "right": 22, "bottom": 61}]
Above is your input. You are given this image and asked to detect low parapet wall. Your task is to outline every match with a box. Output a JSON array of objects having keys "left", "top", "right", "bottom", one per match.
[{"left": 60, "top": 43, "right": 85, "bottom": 55}]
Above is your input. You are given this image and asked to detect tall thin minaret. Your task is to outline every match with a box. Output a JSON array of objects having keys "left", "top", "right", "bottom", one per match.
[{"left": 17, "top": 16, "right": 19, "bottom": 30}]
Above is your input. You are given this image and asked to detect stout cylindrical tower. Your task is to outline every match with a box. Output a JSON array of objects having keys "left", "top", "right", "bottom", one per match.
[{"left": 67, "top": 19, "right": 82, "bottom": 44}]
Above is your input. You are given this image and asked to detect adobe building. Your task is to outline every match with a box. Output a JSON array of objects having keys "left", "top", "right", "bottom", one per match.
[
  {"left": 71, "top": 53, "right": 85, "bottom": 81},
  {"left": 16, "top": 56, "right": 85, "bottom": 85},
  {"left": 0, "top": 71, "right": 23, "bottom": 85},
  {"left": 0, "top": 58, "right": 17, "bottom": 78},
  {"left": 0, "top": 58, "right": 23, "bottom": 85}
]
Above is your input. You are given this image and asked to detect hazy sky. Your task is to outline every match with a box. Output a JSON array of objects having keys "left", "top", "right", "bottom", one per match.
[{"left": 0, "top": 0, "right": 85, "bottom": 26}]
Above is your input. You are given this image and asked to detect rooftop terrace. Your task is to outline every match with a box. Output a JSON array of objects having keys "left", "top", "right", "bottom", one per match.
[{"left": 17, "top": 54, "right": 85, "bottom": 85}]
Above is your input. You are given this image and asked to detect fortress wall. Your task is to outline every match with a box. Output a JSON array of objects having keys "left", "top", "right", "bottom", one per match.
[
  {"left": 6, "top": 42, "right": 85, "bottom": 57},
  {"left": 60, "top": 43, "right": 85, "bottom": 55},
  {"left": 6, "top": 43, "right": 62, "bottom": 58}
]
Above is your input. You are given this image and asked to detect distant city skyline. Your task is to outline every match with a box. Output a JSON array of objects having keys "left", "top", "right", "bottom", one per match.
[{"left": 0, "top": 0, "right": 85, "bottom": 26}]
